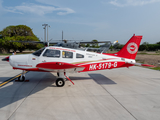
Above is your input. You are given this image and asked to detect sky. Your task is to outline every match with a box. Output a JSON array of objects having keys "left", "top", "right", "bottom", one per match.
[{"left": 0, "top": 0, "right": 160, "bottom": 44}]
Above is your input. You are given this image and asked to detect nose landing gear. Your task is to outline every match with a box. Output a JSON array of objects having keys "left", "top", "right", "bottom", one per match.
[
  {"left": 16, "top": 70, "right": 28, "bottom": 82},
  {"left": 18, "top": 75, "right": 25, "bottom": 81}
]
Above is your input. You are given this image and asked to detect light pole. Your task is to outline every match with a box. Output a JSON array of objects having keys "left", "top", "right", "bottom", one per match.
[
  {"left": 43, "top": 26, "right": 46, "bottom": 42},
  {"left": 42, "top": 24, "right": 49, "bottom": 44},
  {"left": 47, "top": 25, "right": 50, "bottom": 44}
]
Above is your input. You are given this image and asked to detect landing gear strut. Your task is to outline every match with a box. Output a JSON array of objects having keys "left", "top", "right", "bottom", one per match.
[{"left": 17, "top": 70, "right": 26, "bottom": 81}]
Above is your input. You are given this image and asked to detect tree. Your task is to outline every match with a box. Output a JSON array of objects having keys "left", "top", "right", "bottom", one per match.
[
  {"left": 148, "top": 44, "right": 160, "bottom": 51},
  {"left": 139, "top": 42, "right": 149, "bottom": 51},
  {"left": 91, "top": 39, "right": 99, "bottom": 48},
  {"left": 115, "top": 43, "right": 124, "bottom": 50},
  {"left": 156, "top": 41, "right": 160, "bottom": 45},
  {"left": 138, "top": 42, "right": 160, "bottom": 51},
  {"left": 86, "top": 43, "right": 90, "bottom": 47},
  {"left": 80, "top": 43, "right": 85, "bottom": 47},
  {"left": 0, "top": 25, "right": 42, "bottom": 53}
]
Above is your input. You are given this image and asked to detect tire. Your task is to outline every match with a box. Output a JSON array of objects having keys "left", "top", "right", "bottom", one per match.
[
  {"left": 22, "top": 76, "right": 25, "bottom": 81},
  {"left": 56, "top": 78, "right": 65, "bottom": 87},
  {"left": 18, "top": 76, "right": 21, "bottom": 81},
  {"left": 18, "top": 76, "right": 25, "bottom": 81}
]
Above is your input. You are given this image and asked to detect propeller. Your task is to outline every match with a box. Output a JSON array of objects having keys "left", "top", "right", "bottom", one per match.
[{"left": 2, "top": 56, "right": 9, "bottom": 62}]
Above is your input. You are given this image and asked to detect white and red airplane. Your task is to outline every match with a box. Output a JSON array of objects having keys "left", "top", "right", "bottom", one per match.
[{"left": 2, "top": 34, "right": 154, "bottom": 87}]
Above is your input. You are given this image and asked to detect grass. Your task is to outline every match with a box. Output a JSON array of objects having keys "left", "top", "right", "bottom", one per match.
[
  {"left": 137, "top": 51, "right": 160, "bottom": 55},
  {"left": 137, "top": 52, "right": 148, "bottom": 55},
  {"left": 150, "top": 67, "right": 160, "bottom": 71},
  {"left": 155, "top": 51, "right": 160, "bottom": 54}
]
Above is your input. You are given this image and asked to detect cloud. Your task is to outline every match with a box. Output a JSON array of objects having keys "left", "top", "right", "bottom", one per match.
[
  {"left": 5, "top": 3, "right": 75, "bottom": 16},
  {"left": 109, "top": 0, "right": 160, "bottom": 7}
]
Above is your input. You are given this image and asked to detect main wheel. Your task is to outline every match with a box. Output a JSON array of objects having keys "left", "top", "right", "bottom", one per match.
[{"left": 56, "top": 78, "right": 65, "bottom": 87}]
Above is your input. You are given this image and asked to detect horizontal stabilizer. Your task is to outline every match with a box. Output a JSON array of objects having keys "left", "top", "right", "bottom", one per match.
[
  {"left": 127, "top": 62, "right": 155, "bottom": 68},
  {"left": 141, "top": 64, "right": 155, "bottom": 67}
]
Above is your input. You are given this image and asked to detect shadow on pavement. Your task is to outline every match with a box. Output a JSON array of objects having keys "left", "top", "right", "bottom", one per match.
[{"left": 88, "top": 73, "right": 116, "bottom": 85}]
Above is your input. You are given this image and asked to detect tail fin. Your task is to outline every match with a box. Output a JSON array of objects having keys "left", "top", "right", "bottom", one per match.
[{"left": 116, "top": 34, "right": 142, "bottom": 59}]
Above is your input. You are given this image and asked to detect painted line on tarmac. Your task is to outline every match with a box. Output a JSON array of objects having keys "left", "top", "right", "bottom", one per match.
[{"left": 0, "top": 71, "right": 28, "bottom": 87}]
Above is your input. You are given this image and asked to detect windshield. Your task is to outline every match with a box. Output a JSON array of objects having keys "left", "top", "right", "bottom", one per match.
[
  {"left": 32, "top": 47, "right": 45, "bottom": 56},
  {"left": 43, "top": 49, "right": 60, "bottom": 58}
]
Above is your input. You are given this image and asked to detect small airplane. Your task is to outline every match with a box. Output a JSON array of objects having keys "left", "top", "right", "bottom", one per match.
[{"left": 2, "top": 34, "right": 155, "bottom": 87}]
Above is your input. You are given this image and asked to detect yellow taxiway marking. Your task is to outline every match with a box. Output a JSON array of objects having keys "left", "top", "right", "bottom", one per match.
[{"left": 0, "top": 71, "right": 28, "bottom": 87}]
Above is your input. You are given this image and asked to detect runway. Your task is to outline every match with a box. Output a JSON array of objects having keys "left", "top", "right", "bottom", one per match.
[{"left": 0, "top": 56, "right": 160, "bottom": 120}]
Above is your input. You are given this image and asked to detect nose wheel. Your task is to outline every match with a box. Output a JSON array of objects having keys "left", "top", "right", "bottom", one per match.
[
  {"left": 18, "top": 76, "right": 25, "bottom": 81},
  {"left": 16, "top": 70, "right": 26, "bottom": 82}
]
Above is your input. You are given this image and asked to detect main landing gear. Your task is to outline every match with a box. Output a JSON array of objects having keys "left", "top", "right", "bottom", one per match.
[
  {"left": 56, "top": 78, "right": 65, "bottom": 87},
  {"left": 56, "top": 72, "right": 74, "bottom": 87}
]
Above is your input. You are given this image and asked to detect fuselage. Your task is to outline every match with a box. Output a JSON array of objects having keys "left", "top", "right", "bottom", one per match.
[{"left": 9, "top": 46, "right": 135, "bottom": 73}]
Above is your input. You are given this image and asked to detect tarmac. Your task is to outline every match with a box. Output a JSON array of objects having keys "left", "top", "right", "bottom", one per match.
[{"left": 0, "top": 56, "right": 160, "bottom": 120}]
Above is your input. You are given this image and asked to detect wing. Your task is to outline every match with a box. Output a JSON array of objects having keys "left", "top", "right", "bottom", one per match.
[{"left": 36, "top": 62, "right": 85, "bottom": 70}]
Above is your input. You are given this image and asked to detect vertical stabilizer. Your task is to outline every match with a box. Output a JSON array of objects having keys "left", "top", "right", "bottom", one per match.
[{"left": 116, "top": 34, "right": 142, "bottom": 59}]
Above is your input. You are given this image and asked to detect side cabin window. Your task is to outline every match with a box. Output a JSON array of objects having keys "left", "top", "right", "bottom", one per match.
[
  {"left": 76, "top": 53, "right": 84, "bottom": 58},
  {"left": 43, "top": 49, "right": 60, "bottom": 58},
  {"left": 62, "top": 51, "right": 73, "bottom": 58},
  {"left": 32, "top": 47, "right": 45, "bottom": 57}
]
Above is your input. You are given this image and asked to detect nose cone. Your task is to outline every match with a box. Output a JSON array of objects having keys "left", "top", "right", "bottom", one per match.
[
  {"left": 2, "top": 56, "right": 9, "bottom": 62},
  {"left": 10, "top": 54, "right": 29, "bottom": 62},
  {"left": 9, "top": 54, "right": 29, "bottom": 67}
]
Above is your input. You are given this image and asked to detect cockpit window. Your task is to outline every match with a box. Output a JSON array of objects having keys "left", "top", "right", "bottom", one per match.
[
  {"left": 43, "top": 49, "right": 60, "bottom": 58},
  {"left": 32, "top": 48, "right": 45, "bottom": 56},
  {"left": 62, "top": 51, "right": 73, "bottom": 58},
  {"left": 76, "top": 53, "right": 84, "bottom": 58}
]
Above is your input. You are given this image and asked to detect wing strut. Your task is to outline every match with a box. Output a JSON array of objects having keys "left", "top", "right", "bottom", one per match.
[{"left": 64, "top": 73, "right": 74, "bottom": 85}]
